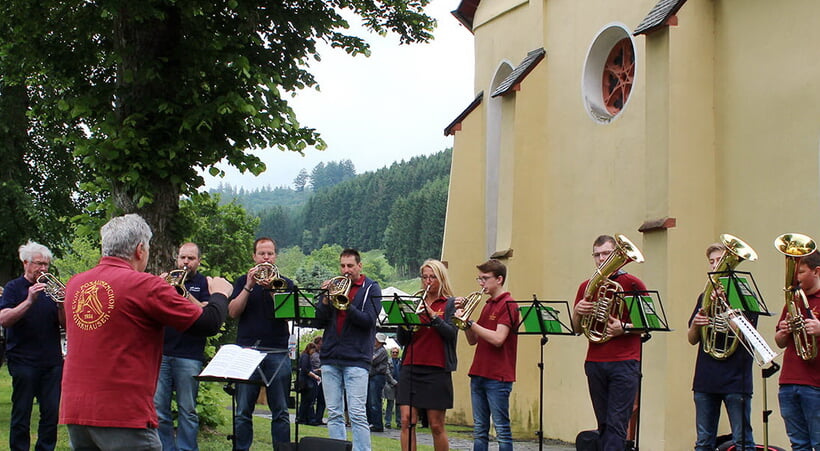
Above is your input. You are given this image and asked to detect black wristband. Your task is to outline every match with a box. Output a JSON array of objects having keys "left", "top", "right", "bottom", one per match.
[
  {"left": 466, "top": 320, "right": 474, "bottom": 329},
  {"left": 243, "top": 286, "right": 252, "bottom": 293}
]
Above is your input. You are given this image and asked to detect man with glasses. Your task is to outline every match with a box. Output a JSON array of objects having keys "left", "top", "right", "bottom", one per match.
[
  {"left": 459, "top": 259, "right": 519, "bottom": 451},
  {"left": 0, "top": 241, "right": 64, "bottom": 451},
  {"left": 572, "top": 235, "right": 647, "bottom": 451}
]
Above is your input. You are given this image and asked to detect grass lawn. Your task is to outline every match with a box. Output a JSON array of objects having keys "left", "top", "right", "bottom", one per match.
[{"left": 0, "top": 367, "right": 457, "bottom": 450}]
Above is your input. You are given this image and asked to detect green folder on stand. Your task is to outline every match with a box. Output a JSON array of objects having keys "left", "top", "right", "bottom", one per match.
[
  {"left": 519, "top": 305, "right": 563, "bottom": 334},
  {"left": 273, "top": 292, "right": 316, "bottom": 319}
]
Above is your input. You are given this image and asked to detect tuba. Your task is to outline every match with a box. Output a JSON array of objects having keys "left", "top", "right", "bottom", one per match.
[
  {"left": 164, "top": 268, "right": 189, "bottom": 298},
  {"left": 580, "top": 234, "right": 645, "bottom": 343},
  {"left": 453, "top": 288, "right": 487, "bottom": 330},
  {"left": 252, "top": 262, "right": 286, "bottom": 290},
  {"left": 775, "top": 233, "right": 818, "bottom": 360},
  {"left": 326, "top": 275, "right": 352, "bottom": 310},
  {"left": 37, "top": 272, "right": 66, "bottom": 303},
  {"left": 700, "top": 234, "right": 758, "bottom": 359}
]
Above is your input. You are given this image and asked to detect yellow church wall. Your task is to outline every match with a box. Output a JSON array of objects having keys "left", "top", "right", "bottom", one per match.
[{"left": 442, "top": 0, "right": 820, "bottom": 449}]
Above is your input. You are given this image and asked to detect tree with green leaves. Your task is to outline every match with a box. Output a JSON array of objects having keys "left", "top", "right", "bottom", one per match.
[{"left": 0, "top": 0, "right": 436, "bottom": 271}]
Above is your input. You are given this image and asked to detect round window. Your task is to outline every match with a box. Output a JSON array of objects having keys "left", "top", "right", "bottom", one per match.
[{"left": 582, "top": 24, "right": 637, "bottom": 123}]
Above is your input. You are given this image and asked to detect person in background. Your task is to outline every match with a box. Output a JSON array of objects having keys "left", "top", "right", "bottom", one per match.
[
  {"left": 228, "top": 237, "right": 295, "bottom": 449},
  {"left": 367, "top": 332, "right": 396, "bottom": 432},
  {"left": 397, "top": 259, "right": 458, "bottom": 451},
  {"left": 296, "top": 342, "right": 321, "bottom": 424},
  {"left": 310, "top": 335, "right": 325, "bottom": 426},
  {"left": 315, "top": 248, "right": 381, "bottom": 451},
  {"left": 0, "top": 241, "right": 64, "bottom": 451},
  {"left": 384, "top": 346, "right": 401, "bottom": 429},
  {"left": 459, "top": 258, "right": 519, "bottom": 451},
  {"left": 59, "top": 214, "right": 230, "bottom": 450},
  {"left": 154, "top": 242, "right": 211, "bottom": 451}
]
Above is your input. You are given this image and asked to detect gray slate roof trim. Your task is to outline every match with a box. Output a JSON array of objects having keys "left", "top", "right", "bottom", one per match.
[
  {"left": 634, "top": 0, "right": 688, "bottom": 36},
  {"left": 490, "top": 48, "right": 546, "bottom": 98}
]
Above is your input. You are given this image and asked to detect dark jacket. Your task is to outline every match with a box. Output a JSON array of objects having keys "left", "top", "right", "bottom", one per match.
[
  {"left": 315, "top": 276, "right": 381, "bottom": 370},
  {"left": 396, "top": 296, "right": 458, "bottom": 372}
]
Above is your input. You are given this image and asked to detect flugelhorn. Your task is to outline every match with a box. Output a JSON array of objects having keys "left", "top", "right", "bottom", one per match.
[
  {"left": 252, "top": 262, "right": 286, "bottom": 290},
  {"left": 453, "top": 288, "right": 487, "bottom": 330},
  {"left": 164, "top": 267, "right": 189, "bottom": 298},
  {"left": 580, "top": 234, "right": 644, "bottom": 343},
  {"left": 326, "top": 275, "right": 352, "bottom": 310},
  {"left": 37, "top": 272, "right": 66, "bottom": 303},
  {"left": 700, "top": 234, "right": 758, "bottom": 359},
  {"left": 775, "top": 233, "right": 818, "bottom": 360}
]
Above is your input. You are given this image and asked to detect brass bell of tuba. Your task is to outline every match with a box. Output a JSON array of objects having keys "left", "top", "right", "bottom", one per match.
[
  {"left": 164, "top": 268, "right": 189, "bottom": 298},
  {"left": 700, "top": 234, "right": 758, "bottom": 359},
  {"left": 453, "top": 288, "right": 487, "bottom": 330},
  {"left": 37, "top": 272, "right": 66, "bottom": 303},
  {"left": 775, "top": 233, "right": 818, "bottom": 360},
  {"left": 326, "top": 275, "right": 352, "bottom": 310},
  {"left": 252, "top": 262, "right": 287, "bottom": 290},
  {"left": 580, "top": 234, "right": 645, "bottom": 343}
]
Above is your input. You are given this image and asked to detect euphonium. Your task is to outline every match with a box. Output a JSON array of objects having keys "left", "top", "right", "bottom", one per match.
[
  {"left": 580, "top": 234, "right": 645, "bottom": 343},
  {"left": 37, "top": 272, "right": 66, "bottom": 303},
  {"left": 164, "top": 268, "right": 189, "bottom": 298},
  {"left": 326, "top": 275, "right": 352, "bottom": 310},
  {"left": 700, "top": 234, "right": 758, "bottom": 359},
  {"left": 453, "top": 288, "right": 487, "bottom": 330},
  {"left": 775, "top": 233, "right": 818, "bottom": 360},
  {"left": 252, "top": 262, "right": 286, "bottom": 290}
]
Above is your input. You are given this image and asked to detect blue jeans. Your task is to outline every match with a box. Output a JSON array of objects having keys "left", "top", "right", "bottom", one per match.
[
  {"left": 470, "top": 376, "right": 513, "bottom": 451},
  {"left": 694, "top": 392, "right": 755, "bottom": 451},
  {"left": 297, "top": 380, "right": 318, "bottom": 423},
  {"left": 584, "top": 360, "right": 641, "bottom": 451},
  {"left": 67, "top": 425, "right": 161, "bottom": 451},
  {"left": 153, "top": 356, "right": 203, "bottom": 451},
  {"left": 779, "top": 384, "right": 820, "bottom": 451},
  {"left": 322, "top": 364, "right": 370, "bottom": 451},
  {"left": 367, "top": 374, "right": 386, "bottom": 429},
  {"left": 8, "top": 361, "right": 62, "bottom": 451},
  {"left": 313, "top": 383, "right": 326, "bottom": 424},
  {"left": 235, "top": 351, "right": 291, "bottom": 450}
]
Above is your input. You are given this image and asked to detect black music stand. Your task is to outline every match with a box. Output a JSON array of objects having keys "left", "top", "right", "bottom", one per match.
[
  {"left": 513, "top": 295, "right": 575, "bottom": 451},
  {"left": 619, "top": 290, "right": 670, "bottom": 451},
  {"left": 377, "top": 291, "right": 431, "bottom": 451},
  {"left": 195, "top": 345, "right": 271, "bottom": 451},
  {"left": 271, "top": 286, "right": 325, "bottom": 442}
]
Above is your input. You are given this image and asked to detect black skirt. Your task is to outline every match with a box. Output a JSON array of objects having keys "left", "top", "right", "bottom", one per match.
[{"left": 396, "top": 364, "right": 453, "bottom": 410}]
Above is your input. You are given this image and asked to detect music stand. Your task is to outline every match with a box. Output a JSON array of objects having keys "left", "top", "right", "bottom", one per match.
[
  {"left": 376, "top": 291, "right": 431, "bottom": 451},
  {"left": 513, "top": 295, "right": 574, "bottom": 451},
  {"left": 195, "top": 345, "right": 271, "bottom": 451},
  {"left": 271, "top": 286, "right": 326, "bottom": 442},
  {"left": 619, "top": 290, "right": 671, "bottom": 451}
]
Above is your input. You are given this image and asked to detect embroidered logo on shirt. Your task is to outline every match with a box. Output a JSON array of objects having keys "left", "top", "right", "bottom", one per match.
[{"left": 72, "top": 280, "right": 115, "bottom": 331}]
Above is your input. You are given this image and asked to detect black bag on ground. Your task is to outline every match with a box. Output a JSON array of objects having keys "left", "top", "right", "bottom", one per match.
[{"left": 576, "top": 430, "right": 599, "bottom": 451}]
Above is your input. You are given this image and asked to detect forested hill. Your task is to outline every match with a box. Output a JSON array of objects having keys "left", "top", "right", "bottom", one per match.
[{"left": 212, "top": 149, "right": 452, "bottom": 274}]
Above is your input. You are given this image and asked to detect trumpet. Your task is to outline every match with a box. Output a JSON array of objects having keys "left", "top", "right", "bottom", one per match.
[
  {"left": 252, "top": 262, "right": 286, "bottom": 290},
  {"left": 37, "top": 272, "right": 66, "bottom": 303},
  {"left": 326, "top": 275, "right": 352, "bottom": 310},
  {"left": 164, "top": 268, "right": 189, "bottom": 298},
  {"left": 453, "top": 288, "right": 486, "bottom": 330}
]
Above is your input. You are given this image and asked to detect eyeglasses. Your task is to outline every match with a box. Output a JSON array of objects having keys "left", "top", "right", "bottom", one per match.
[
  {"left": 31, "top": 261, "right": 50, "bottom": 267},
  {"left": 421, "top": 275, "right": 438, "bottom": 281},
  {"left": 476, "top": 276, "right": 495, "bottom": 282}
]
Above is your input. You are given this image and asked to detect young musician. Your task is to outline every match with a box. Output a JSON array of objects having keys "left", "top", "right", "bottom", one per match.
[
  {"left": 60, "top": 214, "right": 230, "bottom": 449},
  {"left": 0, "top": 241, "right": 64, "bottom": 451},
  {"left": 687, "top": 243, "right": 756, "bottom": 451},
  {"left": 461, "top": 258, "right": 519, "bottom": 451},
  {"left": 571, "top": 235, "right": 646, "bottom": 451},
  {"left": 315, "top": 248, "right": 381, "bottom": 451},
  {"left": 228, "top": 237, "right": 295, "bottom": 449},
  {"left": 397, "top": 259, "right": 458, "bottom": 451},
  {"left": 154, "top": 242, "right": 211, "bottom": 451},
  {"left": 775, "top": 251, "right": 820, "bottom": 450}
]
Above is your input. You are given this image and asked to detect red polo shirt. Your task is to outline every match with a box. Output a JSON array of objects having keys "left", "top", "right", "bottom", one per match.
[{"left": 468, "top": 291, "right": 519, "bottom": 382}]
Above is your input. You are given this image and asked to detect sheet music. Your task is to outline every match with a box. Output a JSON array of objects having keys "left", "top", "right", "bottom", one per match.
[
  {"left": 730, "top": 315, "right": 778, "bottom": 366},
  {"left": 199, "top": 344, "right": 266, "bottom": 381}
]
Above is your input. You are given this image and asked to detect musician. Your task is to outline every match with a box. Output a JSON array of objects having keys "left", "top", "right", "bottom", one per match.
[
  {"left": 227, "top": 237, "right": 295, "bottom": 449},
  {"left": 315, "top": 248, "right": 381, "bottom": 451},
  {"left": 0, "top": 241, "right": 64, "bottom": 451},
  {"left": 460, "top": 258, "right": 518, "bottom": 451},
  {"left": 571, "top": 235, "right": 647, "bottom": 451},
  {"left": 774, "top": 251, "right": 820, "bottom": 450},
  {"left": 687, "top": 243, "right": 756, "bottom": 451},
  {"left": 60, "top": 214, "right": 231, "bottom": 449},
  {"left": 153, "top": 242, "right": 210, "bottom": 451},
  {"left": 367, "top": 332, "right": 395, "bottom": 432}
]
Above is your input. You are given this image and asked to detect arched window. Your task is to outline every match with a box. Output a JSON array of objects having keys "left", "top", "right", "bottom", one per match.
[{"left": 486, "top": 61, "right": 515, "bottom": 257}]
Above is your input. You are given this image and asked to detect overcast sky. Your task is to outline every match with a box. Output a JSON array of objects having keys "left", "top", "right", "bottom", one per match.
[{"left": 201, "top": 0, "right": 475, "bottom": 191}]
